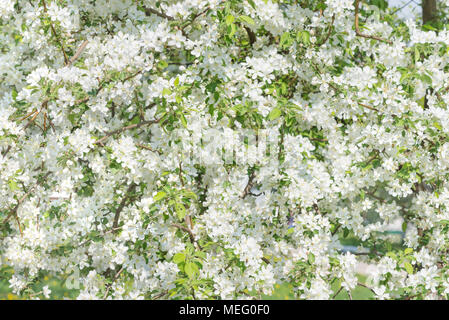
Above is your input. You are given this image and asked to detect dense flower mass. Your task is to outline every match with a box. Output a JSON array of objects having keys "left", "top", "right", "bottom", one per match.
[{"left": 1, "top": 0, "right": 449, "bottom": 300}]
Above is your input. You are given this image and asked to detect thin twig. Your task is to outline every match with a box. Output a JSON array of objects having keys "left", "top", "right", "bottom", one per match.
[
  {"left": 365, "top": 191, "right": 386, "bottom": 203},
  {"left": 357, "top": 281, "right": 376, "bottom": 293},
  {"left": 171, "top": 223, "right": 202, "bottom": 250},
  {"left": 112, "top": 183, "right": 137, "bottom": 232},
  {"left": 152, "top": 290, "right": 169, "bottom": 300},
  {"left": 358, "top": 102, "right": 379, "bottom": 112},
  {"left": 241, "top": 171, "right": 256, "bottom": 199},
  {"left": 331, "top": 224, "right": 341, "bottom": 236},
  {"left": 67, "top": 40, "right": 89, "bottom": 66},
  {"left": 332, "top": 286, "right": 343, "bottom": 299},
  {"left": 78, "top": 227, "right": 122, "bottom": 247},
  {"left": 347, "top": 289, "right": 353, "bottom": 300},
  {"left": 355, "top": 0, "right": 392, "bottom": 44},
  {"left": 94, "top": 118, "right": 160, "bottom": 146},
  {"left": 317, "top": 15, "right": 335, "bottom": 47},
  {"left": 3, "top": 172, "right": 51, "bottom": 235},
  {"left": 136, "top": 143, "right": 161, "bottom": 154},
  {"left": 74, "top": 70, "right": 142, "bottom": 106},
  {"left": 1, "top": 145, "right": 12, "bottom": 158},
  {"left": 103, "top": 266, "right": 125, "bottom": 299},
  {"left": 143, "top": 7, "right": 174, "bottom": 20},
  {"left": 41, "top": 0, "right": 69, "bottom": 64},
  {"left": 180, "top": 6, "right": 210, "bottom": 33},
  {"left": 171, "top": 223, "right": 195, "bottom": 243},
  {"left": 179, "top": 162, "right": 185, "bottom": 187}
]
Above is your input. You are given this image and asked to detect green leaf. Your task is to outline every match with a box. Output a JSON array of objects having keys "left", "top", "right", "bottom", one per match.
[
  {"left": 175, "top": 202, "right": 186, "bottom": 220},
  {"left": 162, "top": 88, "right": 172, "bottom": 96},
  {"left": 301, "top": 30, "right": 310, "bottom": 45},
  {"left": 174, "top": 77, "right": 180, "bottom": 87},
  {"left": 386, "top": 251, "right": 396, "bottom": 259},
  {"left": 297, "top": 30, "right": 310, "bottom": 45},
  {"left": 280, "top": 32, "right": 291, "bottom": 48},
  {"left": 158, "top": 60, "right": 168, "bottom": 69},
  {"left": 308, "top": 253, "right": 315, "bottom": 264},
  {"left": 422, "top": 24, "right": 437, "bottom": 31},
  {"left": 185, "top": 262, "right": 198, "bottom": 278},
  {"left": 154, "top": 191, "right": 167, "bottom": 201},
  {"left": 173, "top": 253, "right": 186, "bottom": 264},
  {"left": 404, "top": 248, "right": 413, "bottom": 255},
  {"left": 129, "top": 115, "right": 140, "bottom": 125},
  {"left": 180, "top": 114, "right": 187, "bottom": 128},
  {"left": 268, "top": 108, "right": 281, "bottom": 120},
  {"left": 433, "top": 122, "right": 442, "bottom": 130},
  {"left": 194, "top": 251, "right": 206, "bottom": 259},
  {"left": 402, "top": 222, "right": 407, "bottom": 233},
  {"left": 404, "top": 262, "right": 414, "bottom": 274},
  {"left": 239, "top": 15, "right": 255, "bottom": 25},
  {"left": 229, "top": 23, "right": 236, "bottom": 37},
  {"left": 225, "top": 15, "right": 235, "bottom": 25},
  {"left": 8, "top": 180, "right": 18, "bottom": 191}
]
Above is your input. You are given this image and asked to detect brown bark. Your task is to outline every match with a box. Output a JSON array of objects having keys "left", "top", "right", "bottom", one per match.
[{"left": 422, "top": 0, "right": 438, "bottom": 24}]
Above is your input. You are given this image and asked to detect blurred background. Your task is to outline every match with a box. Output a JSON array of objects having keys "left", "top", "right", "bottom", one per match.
[{"left": 389, "top": 0, "right": 421, "bottom": 19}]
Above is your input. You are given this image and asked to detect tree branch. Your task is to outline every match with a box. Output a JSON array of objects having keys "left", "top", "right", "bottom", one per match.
[
  {"left": 354, "top": 0, "right": 392, "bottom": 44},
  {"left": 358, "top": 102, "right": 379, "bottom": 112},
  {"left": 67, "top": 40, "right": 89, "bottom": 66},
  {"left": 41, "top": 0, "right": 69, "bottom": 64},
  {"left": 317, "top": 15, "right": 335, "bottom": 47},
  {"left": 143, "top": 7, "right": 174, "bottom": 20},
  {"left": 180, "top": 6, "right": 210, "bottom": 33},
  {"left": 357, "top": 281, "right": 376, "bottom": 293},
  {"left": 332, "top": 286, "right": 343, "bottom": 299},
  {"left": 136, "top": 143, "right": 161, "bottom": 154},
  {"left": 171, "top": 223, "right": 202, "bottom": 250},
  {"left": 3, "top": 172, "right": 51, "bottom": 235},
  {"left": 241, "top": 171, "right": 256, "bottom": 199},
  {"left": 152, "top": 290, "right": 169, "bottom": 300},
  {"left": 1, "top": 145, "right": 12, "bottom": 158},
  {"left": 112, "top": 183, "right": 137, "bottom": 232},
  {"left": 244, "top": 26, "right": 256, "bottom": 46},
  {"left": 94, "top": 118, "right": 160, "bottom": 146}
]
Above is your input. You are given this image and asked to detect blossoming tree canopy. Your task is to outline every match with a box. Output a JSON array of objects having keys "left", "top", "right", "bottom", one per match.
[{"left": 1, "top": 0, "right": 449, "bottom": 300}]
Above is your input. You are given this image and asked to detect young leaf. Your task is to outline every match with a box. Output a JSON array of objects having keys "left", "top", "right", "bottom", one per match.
[
  {"left": 225, "top": 15, "right": 235, "bottom": 25},
  {"left": 308, "top": 253, "right": 315, "bottom": 264},
  {"left": 239, "top": 15, "right": 255, "bottom": 25},
  {"left": 173, "top": 253, "right": 186, "bottom": 264},
  {"left": 175, "top": 202, "right": 186, "bottom": 220},
  {"left": 8, "top": 180, "right": 18, "bottom": 191},
  {"left": 268, "top": 108, "right": 281, "bottom": 120},
  {"left": 162, "top": 88, "right": 172, "bottom": 96},
  {"left": 154, "top": 191, "right": 167, "bottom": 202},
  {"left": 185, "top": 262, "right": 198, "bottom": 278},
  {"left": 404, "top": 262, "right": 414, "bottom": 274}
]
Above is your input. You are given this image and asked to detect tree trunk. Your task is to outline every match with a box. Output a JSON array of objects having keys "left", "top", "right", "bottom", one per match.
[{"left": 422, "top": 0, "right": 437, "bottom": 24}]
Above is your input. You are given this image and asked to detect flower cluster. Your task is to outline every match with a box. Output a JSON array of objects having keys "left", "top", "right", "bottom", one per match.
[{"left": 1, "top": 0, "right": 449, "bottom": 300}]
